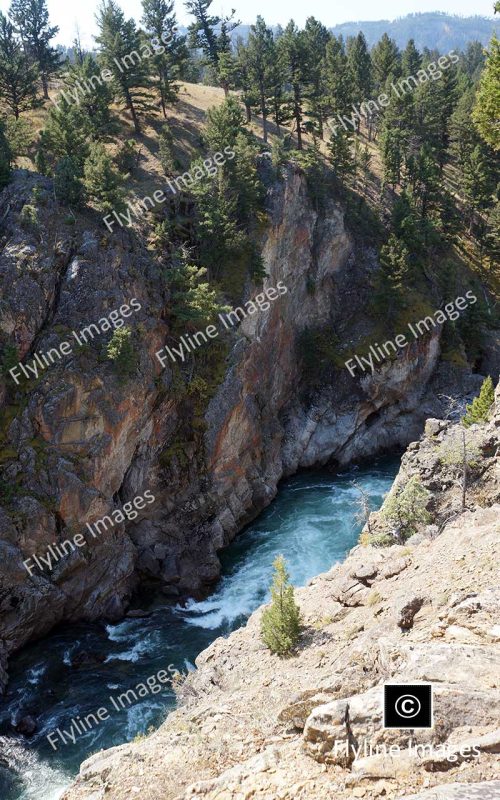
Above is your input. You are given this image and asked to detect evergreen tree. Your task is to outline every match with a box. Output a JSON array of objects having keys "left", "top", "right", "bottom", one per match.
[
  {"left": 279, "top": 21, "right": 308, "bottom": 150},
  {"left": 0, "top": 120, "right": 12, "bottom": 187},
  {"left": 376, "top": 233, "right": 411, "bottom": 319},
  {"left": 54, "top": 156, "right": 84, "bottom": 206},
  {"left": 245, "top": 16, "right": 275, "bottom": 142},
  {"left": 58, "top": 54, "right": 113, "bottom": 138},
  {"left": 185, "top": 0, "right": 239, "bottom": 95},
  {"left": 347, "top": 32, "right": 372, "bottom": 110},
  {"left": 328, "top": 126, "right": 354, "bottom": 180},
  {"left": 204, "top": 96, "right": 245, "bottom": 152},
  {"left": 34, "top": 136, "right": 48, "bottom": 174},
  {"left": 83, "top": 141, "right": 125, "bottom": 214},
  {"left": 268, "top": 28, "right": 287, "bottom": 134},
  {"left": 401, "top": 38, "right": 422, "bottom": 75},
  {"left": 381, "top": 476, "right": 432, "bottom": 541},
  {"left": 472, "top": 34, "right": 500, "bottom": 150},
  {"left": 406, "top": 142, "right": 441, "bottom": 220},
  {"left": 0, "top": 11, "right": 39, "bottom": 118},
  {"left": 371, "top": 33, "right": 400, "bottom": 90},
  {"left": 107, "top": 326, "right": 136, "bottom": 381},
  {"left": 416, "top": 57, "right": 458, "bottom": 172},
  {"left": 463, "top": 375, "right": 495, "bottom": 426},
  {"left": 9, "top": 0, "right": 61, "bottom": 99},
  {"left": 234, "top": 38, "right": 255, "bottom": 124},
  {"left": 96, "top": 0, "right": 155, "bottom": 133},
  {"left": 303, "top": 16, "right": 331, "bottom": 139},
  {"left": 42, "top": 95, "right": 89, "bottom": 171},
  {"left": 324, "top": 36, "right": 351, "bottom": 120},
  {"left": 141, "top": 0, "right": 186, "bottom": 117},
  {"left": 260, "top": 555, "right": 301, "bottom": 656},
  {"left": 158, "top": 123, "right": 175, "bottom": 174}
]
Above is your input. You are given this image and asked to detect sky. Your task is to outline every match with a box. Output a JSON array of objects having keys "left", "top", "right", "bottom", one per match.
[{"left": 0, "top": 0, "right": 495, "bottom": 47}]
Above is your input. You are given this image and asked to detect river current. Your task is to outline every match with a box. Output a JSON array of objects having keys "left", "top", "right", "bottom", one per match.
[{"left": 0, "top": 457, "right": 399, "bottom": 800}]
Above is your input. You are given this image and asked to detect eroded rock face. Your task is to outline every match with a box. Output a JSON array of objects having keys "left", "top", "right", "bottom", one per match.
[{"left": 0, "top": 167, "right": 490, "bottom": 690}]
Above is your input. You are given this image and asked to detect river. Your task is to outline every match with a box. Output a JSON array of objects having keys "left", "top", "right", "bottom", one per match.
[{"left": 0, "top": 457, "right": 399, "bottom": 800}]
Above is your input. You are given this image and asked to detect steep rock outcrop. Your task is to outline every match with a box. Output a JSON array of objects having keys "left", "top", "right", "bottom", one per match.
[
  {"left": 0, "top": 166, "right": 487, "bottom": 688},
  {"left": 60, "top": 402, "right": 500, "bottom": 799}
]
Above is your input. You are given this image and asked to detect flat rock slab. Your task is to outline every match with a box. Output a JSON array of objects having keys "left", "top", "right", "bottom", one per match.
[{"left": 397, "top": 780, "right": 500, "bottom": 799}]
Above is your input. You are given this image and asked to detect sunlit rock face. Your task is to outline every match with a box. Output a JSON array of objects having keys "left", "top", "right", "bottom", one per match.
[{"left": 0, "top": 166, "right": 485, "bottom": 689}]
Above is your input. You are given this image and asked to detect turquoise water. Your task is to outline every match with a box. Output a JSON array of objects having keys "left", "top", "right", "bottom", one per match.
[{"left": 0, "top": 457, "right": 398, "bottom": 800}]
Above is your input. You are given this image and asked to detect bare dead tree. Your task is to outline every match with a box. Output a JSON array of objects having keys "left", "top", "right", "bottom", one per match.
[{"left": 351, "top": 479, "right": 372, "bottom": 533}]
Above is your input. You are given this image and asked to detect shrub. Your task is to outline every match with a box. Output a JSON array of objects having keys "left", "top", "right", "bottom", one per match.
[
  {"left": 0, "top": 121, "right": 12, "bottom": 188},
  {"left": 462, "top": 375, "right": 495, "bottom": 427},
  {"left": 20, "top": 204, "right": 38, "bottom": 230},
  {"left": 83, "top": 142, "right": 125, "bottom": 215},
  {"left": 54, "top": 156, "right": 84, "bottom": 207},
  {"left": 5, "top": 118, "right": 34, "bottom": 161},
  {"left": 106, "top": 327, "right": 136, "bottom": 381},
  {"left": 116, "top": 139, "right": 140, "bottom": 175},
  {"left": 158, "top": 125, "right": 175, "bottom": 175},
  {"left": 381, "top": 476, "right": 432, "bottom": 541},
  {"left": 260, "top": 555, "right": 301, "bottom": 656}
]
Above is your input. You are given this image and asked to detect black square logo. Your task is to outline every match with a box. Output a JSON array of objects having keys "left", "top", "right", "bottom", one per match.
[{"left": 384, "top": 684, "right": 433, "bottom": 728}]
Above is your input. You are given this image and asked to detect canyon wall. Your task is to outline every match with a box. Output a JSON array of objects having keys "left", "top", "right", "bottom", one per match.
[{"left": 0, "top": 165, "right": 483, "bottom": 687}]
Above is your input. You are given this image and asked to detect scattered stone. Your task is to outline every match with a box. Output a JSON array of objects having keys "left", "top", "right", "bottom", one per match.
[{"left": 396, "top": 596, "right": 425, "bottom": 630}]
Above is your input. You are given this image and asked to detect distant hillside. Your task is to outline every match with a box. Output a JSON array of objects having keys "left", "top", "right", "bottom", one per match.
[
  {"left": 328, "top": 12, "right": 497, "bottom": 50},
  {"left": 231, "top": 12, "right": 496, "bottom": 51}
]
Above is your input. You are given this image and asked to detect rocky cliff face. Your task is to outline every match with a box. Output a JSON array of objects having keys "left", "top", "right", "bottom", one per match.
[
  {"left": 61, "top": 385, "right": 500, "bottom": 800},
  {"left": 0, "top": 165, "right": 485, "bottom": 689}
]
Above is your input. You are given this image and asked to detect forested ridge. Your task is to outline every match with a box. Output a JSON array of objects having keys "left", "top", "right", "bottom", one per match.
[{"left": 0, "top": 0, "right": 498, "bottom": 390}]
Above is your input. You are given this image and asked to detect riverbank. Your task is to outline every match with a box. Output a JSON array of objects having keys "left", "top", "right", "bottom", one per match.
[
  {"left": 61, "top": 393, "right": 500, "bottom": 800},
  {"left": 0, "top": 461, "right": 398, "bottom": 800}
]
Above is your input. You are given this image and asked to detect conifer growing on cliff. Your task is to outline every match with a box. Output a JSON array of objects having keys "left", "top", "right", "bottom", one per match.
[
  {"left": 463, "top": 375, "right": 495, "bottom": 426},
  {"left": 261, "top": 555, "right": 301, "bottom": 656}
]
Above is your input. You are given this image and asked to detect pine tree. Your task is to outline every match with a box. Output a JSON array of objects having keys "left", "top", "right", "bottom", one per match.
[
  {"left": 260, "top": 555, "right": 301, "bottom": 656},
  {"left": 233, "top": 39, "right": 252, "bottom": 123},
  {"left": 472, "top": 34, "right": 500, "bottom": 150},
  {"left": 328, "top": 126, "right": 354, "bottom": 180},
  {"left": 303, "top": 16, "right": 331, "bottom": 139},
  {"left": 96, "top": 0, "right": 155, "bottom": 133},
  {"left": 42, "top": 95, "right": 89, "bottom": 171},
  {"left": 107, "top": 326, "right": 136, "bottom": 381},
  {"left": 34, "top": 136, "right": 48, "bottom": 174},
  {"left": 58, "top": 54, "right": 113, "bottom": 138},
  {"left": 279, "top": 21, "right": 308, "bottom": 150},
  {"left": 0, "top": 11, "right": 39, "bottom": 118},
  {"left": 376, "top": 233, "right": 411, "bottom": 319},
  {"left": 204, "top": 96, "right": 245, "bottom": 152},
  {"left": 9, "top": 0, "right": 61, "bottom": 99},
  {"left": 245, "top": 16, "right": 275, "bottom": 142},
  {"left": 401, "top": 38, "right": 422, "bottom": 75},
  {"left": 141, "top": 0, "right": 186, "bottom": 117},
  {"left": 83, "top": 142, "right": 125, "bottom": 215},
  {"left": 158, "top": 123, "right": 175, "bottom": 174},
  {"left": 463, "top": 375, "right": 495, "bottom": 426},
  {"left": 347, "top": 32, "right": 372, "bottom": 111},
  {"left": 185, "top": 0, "right": 239, "bottom": 96},
  {"left": 371, "top": 33, "right": 400, "bottom": 90},
  {"left": 54, "top": 156, "right": 84, "bottom": 206},
  {"left": 216, "top": 18, "right": 237, "bottom": 95},
  {"left": 324, "top": 36, "right": 351, "bottom": 120},
  {"left": 381, "top": 476, "right": 432, "bottom": 541},
  {"left": 0, "top": 120, "right": 12, "bottom": 187}
]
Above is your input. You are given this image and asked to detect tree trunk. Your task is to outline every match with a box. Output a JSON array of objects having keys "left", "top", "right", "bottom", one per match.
[
  {"left": 260, "top": 88, "right": 268, "bottom": 143},
  {"left": 42, "top": 73, "right": 49, "bottom": 100},
  {"left": 293, "top": 84, "right": 302, "bottom": 150},
  {"left": 245, "top": 102, "right": 251, "bottom": 123}
]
